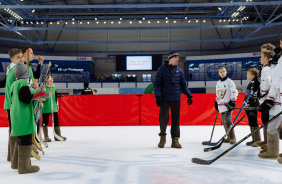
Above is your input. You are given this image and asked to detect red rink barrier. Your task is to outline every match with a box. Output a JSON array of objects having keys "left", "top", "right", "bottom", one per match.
[{"left": 0, "top": 94, "right": 261, "bottom": 127}]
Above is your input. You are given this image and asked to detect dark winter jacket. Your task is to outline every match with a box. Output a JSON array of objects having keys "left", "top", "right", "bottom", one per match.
[
  {"left": 81, "top": 87, "right": 93, "bottom": 95},
  {"left": 154, "top": 61, "right": 192, "bottom": 102},
  {"left": 245, "top": 76, "right": 260, "bottom": 107}
]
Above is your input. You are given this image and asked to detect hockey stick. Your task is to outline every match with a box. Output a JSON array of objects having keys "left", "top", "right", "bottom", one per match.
[
  {"left": 224, "top": 103, "right": 260, "bottom": 111},
  {"left": 49, "top": 76, "right": 64, "bottom": 141},
  {"left": 34, "top": 102, "right": 49, "bottom": 148},
  {"left": 31, "top": 150, "right": 41, "bottom": 161},
  {"left": 202, "top": 111, "right": 218, "bottom": 145},
  {"left": 33, "top": 62, "right": 52, "bottom": 113},
  {"left": 192, "top": 111, "right": 282, "bottom": 165},
  {"left": 32, "top": 133, "right": 44, "bottom": 155},
  {"left": 203, "top": 92, "right": 252, "bottom": 150},
  {"left": 203, "top": 113, "right": 247, "bottom": 147}
]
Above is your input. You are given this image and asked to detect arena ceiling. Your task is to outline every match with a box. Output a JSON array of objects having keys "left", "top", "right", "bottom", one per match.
[{"left": 0, "top": 0, "right": 282, "bottom": 53}]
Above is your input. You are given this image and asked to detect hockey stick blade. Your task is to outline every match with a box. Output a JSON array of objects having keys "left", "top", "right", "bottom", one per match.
[
  {"left": 191, "top": 158, "right": 213, "bottom": 165},
  {"left": 204, "top": 138, "right": 224, "bottom": 152},
  {"left": 202, "top": 141, "right": 218, "bottom": 146}
]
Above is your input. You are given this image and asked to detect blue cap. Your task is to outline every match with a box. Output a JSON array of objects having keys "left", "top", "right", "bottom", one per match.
[{"left": 168, "top": 51, "right": 179, "bottom": 59}]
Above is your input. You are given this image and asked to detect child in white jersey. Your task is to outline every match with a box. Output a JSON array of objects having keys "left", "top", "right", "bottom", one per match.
[
  {"left": 259, "top": 37, "right": 282, "bottom": 159},
  {"left": 214, "top": 67, "right": 238, "bottom": 144}
]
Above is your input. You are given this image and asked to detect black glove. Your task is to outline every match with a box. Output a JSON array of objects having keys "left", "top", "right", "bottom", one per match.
[
  {"left": 228, "top": 100, "right": 236, "bottom": 107},
  {"left": 227, "top": 100, "right": 236, "bottom": 112},
  {"left": 156, "top": 97, "right": 162, "bottom": 107},
  {"left": 214, "top": 102, "right": 218, "bottom": 111},
  {"left": 261, "top": 99, "right": 274, "bottom": 112},
  {"left": 269, "top": 47, "right": 282, "bottom": 65},
  {"left": 187, "top": 97, "right": 193, "bottom": 105}
]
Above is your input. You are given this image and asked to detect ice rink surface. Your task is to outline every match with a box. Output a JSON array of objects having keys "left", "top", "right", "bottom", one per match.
[{"left": 1, "top": 125, "right": 282, "bottom": 184}]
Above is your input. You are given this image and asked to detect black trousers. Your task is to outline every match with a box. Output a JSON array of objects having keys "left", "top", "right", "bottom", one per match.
[
  {"left": 18, "top": 134, "right": 32, "bottom": 145},
  {"left": 245, "top": 109, "right": 259, "bottom": 127},
  {"left": 261, "top": 110, "right": 269, "bottom": 125},
  {"left": 42, "top": 112, "right": 59, "bottom": 127},
  {"left": 158, "top": 100, "right": 180, "bottom": 138}
]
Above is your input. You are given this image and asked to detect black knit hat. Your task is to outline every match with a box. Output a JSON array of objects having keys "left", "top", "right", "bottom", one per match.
[{"left": 168, "top": 51, "right": 179, "bottom": 60}]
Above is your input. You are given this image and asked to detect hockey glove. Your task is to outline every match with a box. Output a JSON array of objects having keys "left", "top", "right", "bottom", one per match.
[
  {"left": 187, "top": 97, "right": 193, "bottom": 105},
  {"left": 227, "top": 100, "right": 236, "bottom": 112},
  {"left": 269, "top": 47, "right": 282, "bottom": 65},
  {"left": 214, "top": 102, "right": 218, "bottom": 112},
  {"left": 261, "top": 99, "right": 274, "bottom": 112},
  {"left": 156, "top": 97, "right": 162, "bottom": 107}
]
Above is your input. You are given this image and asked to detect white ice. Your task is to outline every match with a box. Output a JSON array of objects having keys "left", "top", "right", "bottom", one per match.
[{"left": 1, "top": 126, "right": 282, "bottom": 184}]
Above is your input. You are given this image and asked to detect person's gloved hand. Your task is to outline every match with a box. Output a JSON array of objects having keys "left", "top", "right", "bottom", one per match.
[
  {"left": 156, "top": 97, "right": 162, "bottom": 107},
  {"left": 261, "top": 99, "right": 274, "bottom": 112},
  {"left": 214, "top": 102, "right": 218, "bottom": 111},
  {"left": 187, "top": 97, "right": 193, "bottom": 105},
  {"left": 228, "top": 100, "right": 236, "bottom": 112}
]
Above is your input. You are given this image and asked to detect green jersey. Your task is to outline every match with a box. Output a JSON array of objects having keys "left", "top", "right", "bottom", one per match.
[
  {"left": 42, "top": 84, "right": 58, "bottom": 113},
  {"left": 10, "top": 79, "right": 36, "bottom": 136},
  {"left": 3, "top": 65, "right": 16, "bottom": 110}
]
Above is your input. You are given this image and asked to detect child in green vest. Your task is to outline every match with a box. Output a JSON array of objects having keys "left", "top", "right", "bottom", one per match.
[
  {"left": 4, "top": 48, "right": 24, "bottom": 162},
  {"left": 10, "top": 62, "right": 50, "bottom": 174},
  {"left": 42, "top": 75, "right": 67, "bottom": 142}
]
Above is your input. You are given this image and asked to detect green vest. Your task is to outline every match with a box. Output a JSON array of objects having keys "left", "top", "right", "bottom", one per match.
[
  {"left": 42, "top": 84, "right": 58, "bottom": 113},
  {"left": 4, "top": 66, "right": 16, "bottom": 110},
  {"left": 10, "top": 79, "right": 36, "bottom": 136}
]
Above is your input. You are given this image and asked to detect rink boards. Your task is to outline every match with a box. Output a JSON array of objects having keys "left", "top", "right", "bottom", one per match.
[{"left": 0, "top": 94, "right": 261, "bottom": 127}]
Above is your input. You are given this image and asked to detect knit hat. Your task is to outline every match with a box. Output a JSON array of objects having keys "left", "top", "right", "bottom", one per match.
[
  {"left": 14, "top": 62, "right": 30, "bottom": 80},
  {"left": 168, "top": 51, "right": 179, "bottom": 60}
]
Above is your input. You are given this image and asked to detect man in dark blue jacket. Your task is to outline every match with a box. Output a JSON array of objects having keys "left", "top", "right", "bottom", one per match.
[{"left": 154, "top": 51, "right": 193, "bottom": 149}]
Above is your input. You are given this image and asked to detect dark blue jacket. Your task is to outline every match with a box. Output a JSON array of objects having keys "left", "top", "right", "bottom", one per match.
[{"left": 154, "top": 61, "right": 192, "bottom": 102}]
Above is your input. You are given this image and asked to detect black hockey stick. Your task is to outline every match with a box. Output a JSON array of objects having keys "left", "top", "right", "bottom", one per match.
[
  {"left": 203, "top": 113, "right": 246, "bottom": 150},
  {"left": 203, "top": 93, "right": 252, "bottom": 149},
  {"left": 192, "top": 110, "right": 282, "bottom": 165},
  {"left": 202, "top": 111, "right": 218, "bottom": 145},
  {"left": 224, "top": 103, "right": 260, "bottom": 111}
]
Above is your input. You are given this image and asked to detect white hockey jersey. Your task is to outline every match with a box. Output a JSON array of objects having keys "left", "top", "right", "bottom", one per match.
[
  {"left": 216, "top": 78, "right": 238, "bottom": 113},
  {"left": 267, "top": 56, "right": 282, "bottom": 116},
  {"left": 259, "top": 65, "right": 271, "bottom": 104}
]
